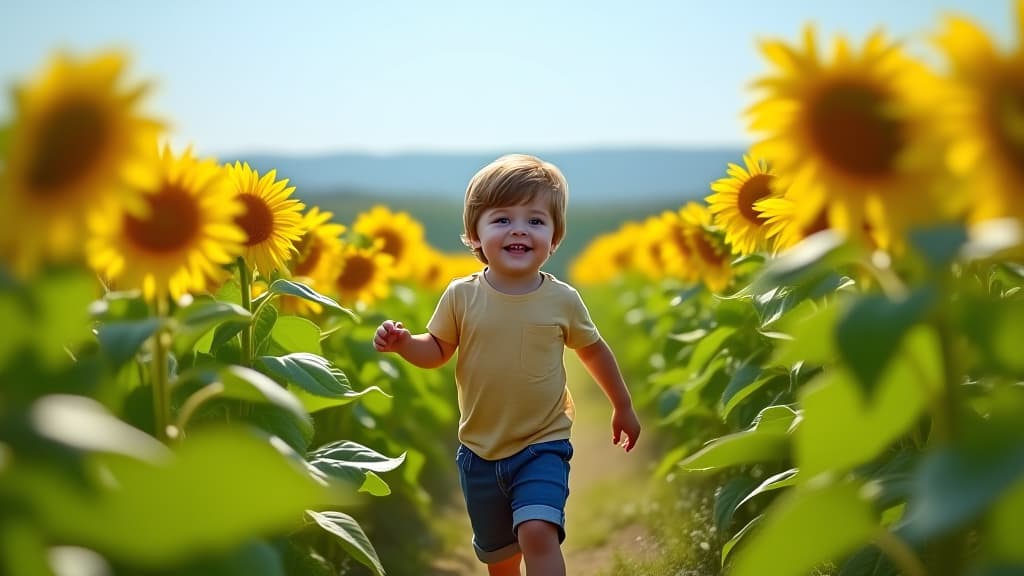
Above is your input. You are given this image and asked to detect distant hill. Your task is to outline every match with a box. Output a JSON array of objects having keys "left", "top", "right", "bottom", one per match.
[{"left": 228, "top": 147, "right": 747, "bottom": 204}]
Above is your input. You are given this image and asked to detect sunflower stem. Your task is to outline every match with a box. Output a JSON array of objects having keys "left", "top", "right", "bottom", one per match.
[
  {"left": 238, "top": 256, "right": 254, "bottom": 367},
  {"left": 151, "top": 296, "right": 171, "bottom": 442}
]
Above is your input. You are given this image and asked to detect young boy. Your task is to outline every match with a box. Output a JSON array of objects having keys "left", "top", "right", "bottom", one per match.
[{"left": 373, "top": 154, "right": 641, "bottom": 576}]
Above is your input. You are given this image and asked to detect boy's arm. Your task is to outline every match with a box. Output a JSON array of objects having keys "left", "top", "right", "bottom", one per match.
[
  {"left": 373, "top": 320, "right": 456, "bottom": 369},
  {"left": 575, "top": 337, "right": 641, "bottom": 452}
]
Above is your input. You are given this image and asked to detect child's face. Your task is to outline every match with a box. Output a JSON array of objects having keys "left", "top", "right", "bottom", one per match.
[{"left": 470, "top": 195, "right": 557, "bottom": 279}]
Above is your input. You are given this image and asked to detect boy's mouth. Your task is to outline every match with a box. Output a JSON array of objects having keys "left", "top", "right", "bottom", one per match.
[{"left": 504, "top": 244, "right": 532, "bottom": 253}]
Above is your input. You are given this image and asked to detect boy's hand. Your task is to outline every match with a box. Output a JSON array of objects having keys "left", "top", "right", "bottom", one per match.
[
  {"left": 612, "top": 407, "right": 641, "bottom": 452},
  {"left": 373, "top": 320, "right": 410, "bottom": 353}
]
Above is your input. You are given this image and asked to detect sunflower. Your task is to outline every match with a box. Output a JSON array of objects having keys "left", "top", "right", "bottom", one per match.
[
  {"left": 334, "top": 243, "right": 395, "bottom": 307},
  {"left": 748, "top": 27, "right": 950, "bottom": 250},
  {"left": 87, "top": 145, "right": 245, "bottom": 301},
  {"left": 224, "top": 161, "right": 305, "bottom": 278},
  {"left": 934, "top": 1, "right": 1024, "bottom": 223},
  {"left": 352, "top": 205, "right": 426, "bottom": 280},
  {"left": 1, "top": 51, "right": 162, "bottom": 275},
  {"left": 706, "top": 155, "right": 777, "bottom": 255},
  {"left": 658, "top": 208, "right": 700, "bottom": 284},
  {"left": 632, "top": 214, "right": 674, "bottom": 280},
  {"left": 680, "top": 203, "right": 733, "bottom": 293},
  {"left": 281, "top": 207, "right": 345, "bottom": 315},
  {"left": 755, "top": 196, "right": 831, "bottom": 253}
]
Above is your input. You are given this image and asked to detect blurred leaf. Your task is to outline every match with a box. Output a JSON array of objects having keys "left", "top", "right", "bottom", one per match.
[
  {"left": 90, "top": 291, "right": 149, "bottom": 322},
  {"left": 95, "top": 318, "right": 162, "bottom": 369},
  {"left": 306, "top": 510, "right": 384, "bottom": 576},
  {"left": 209, "top": 320, "right": 247, "bottom": 355},
  {"left": 838, "top": 545, "right": 899, "bottom": 576},
  {"left": 714, "top": 475, "right": 759, "bottom": 532},
  {"left": 681, "top": 405, "right": 799, "bottom": 471},
  {"left": 961, "top": 295, "right": 1024, "bottom": 376},
  {"left": 0, "top": 520, "right": 54, "bottom": 576},
  {"left": 902, "top": 441, "right": 1024, "bottom": 545},
  {"left": 169, "top": 539, "right": 285, "bottom": 576},
  {"left": 0, "top": 270, "right": 95, "bottom": 368},
  {"left": 256, "top": 353, "right": 387, "bottom": 413},
  {"left": 685, "top": 326, "right": 735, "bottom": 377},
  {"left": 988, "top": 480, "right": 1024, "bottom": 562},
  {"left": 909, "top": 223, "right": 968, "bottom": 271},
  {"left": 731, "top": 480, "right": 877, "bottom": 576},
  {"left": 250, "top": 404, "right": 314, "bottom": 455},
  {"left": 753, "top": 231, "right": 860, "bottom": 291},
  {"left": 796, "top": 328, "right": 937, "bottom": 480},
  {"left": 257, "top": 279, "right": 357, "bottom": 321},
  {"left": 13, "top": 428, "right": 336, "bottom": 566},
  {"left": 29, "top": 395, "right": 169, "bottom": 462},
  {"left": 722, "top": 514, "right": 762, "bottom": 568},
  {"left": 773, "top": 299, "right": 840, "bottom": 368},
  {"left": 268, "top": 316, "right": 322, "bottom": 356},
  {"left": 836, "top": 288, "right": 935, "bottom": 397},
  {"left": 172, "top": 297, "right": 250, "bottom": 357}
]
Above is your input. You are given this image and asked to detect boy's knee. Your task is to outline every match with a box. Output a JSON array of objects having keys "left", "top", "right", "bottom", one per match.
[{"left": 516, "top": 520, "right": 560, "bottom": 553}]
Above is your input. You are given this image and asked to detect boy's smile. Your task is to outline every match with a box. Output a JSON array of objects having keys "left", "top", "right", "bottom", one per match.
[{"left": 471, "top": 196, "right": 557, "bottom": 289}]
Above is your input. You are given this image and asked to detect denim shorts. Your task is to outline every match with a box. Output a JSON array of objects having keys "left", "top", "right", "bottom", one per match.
[{"left": 455, "top": 439, "right": 574, "bottom": 563}]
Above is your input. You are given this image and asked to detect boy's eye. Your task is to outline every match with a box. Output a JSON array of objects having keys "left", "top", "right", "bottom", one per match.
[
  {"left": 493, "top": 217, "right": 510, "bottom": 224},
  {"left": 529, "top": 218, "right": 545, "bottom": 226}
]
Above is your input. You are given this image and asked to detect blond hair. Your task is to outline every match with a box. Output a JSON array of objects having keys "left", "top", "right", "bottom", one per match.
[{"left": 460, "top": 154, "right": 569, "bottom": 263}]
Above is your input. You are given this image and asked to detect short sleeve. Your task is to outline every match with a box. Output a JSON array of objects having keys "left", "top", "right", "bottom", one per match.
[
  {"left": 426, "top": 282, "right": 459, "bottom": 345},
  {"left": 564, "top": 289, "right": 600, "bottom": 349}
]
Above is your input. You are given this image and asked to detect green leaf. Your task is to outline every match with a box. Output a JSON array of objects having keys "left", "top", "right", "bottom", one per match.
[
  {"left": 902, "top": 443, "right": 1024, "bottom": 545},
  {"left": 172, "top": 297, "right": 250, "bottom": 356},
  {"left": 714, "top": 475, "right": 759, "bottom": 532},
  {"left": 259, "top": 279, "right": 357, "bottom": 320},
  {"left": 253, "top": 304, "right": 279, "bottom": 356},
  {"left": 269, "top": 315, "right": 322, "bottom": 355},
  {"left": 12, "top": 428, "right": 337, "bottom": 566},
  {"left": 256, "top": 353, "right": 387, "bottom": 413},
  {"left": 306, "top": 510, "right": 384, "bottom": 576},
  {"left": 772, "top": 299, "right": 840, "bottom": 368},
  {"left": 28, "top": 395, "right": 170, "bottom": 461},
  {"left": 988, "top": 480, "right": 1024, "bottom": 562},
  {"left": 177, "top": 365, "right": 310, "bottom": 427},
  {"left": 961, "top": 295, "right": 1024, "bottom": 376},
  {"left": 96, "top": 318, "right": 163, "bottom": 369},
  {"left": 736, "top": 468, "right": 800, "bottom": 512},
  {"left": 722, "top": 515, "right": 762, "bottom": 567},
  {"left": 838, "top": 545, "right": 899, "bottom": 576},
  {"left": 681, "top": 405, "right": 799, "bottom": 471},
  {"left": 359, "top": 471, "right": 391, "bottom": 496},
  {"left": 836, "top": 288, "right": 935, "bottom": 397},
  {"left": 306, "top": 440, "right": 405, "bottom": 492},
  {"left": 908, "top": 223, "right": 968, "bottom": 270},
  {"left": 796, "top": 328, "right": 936, "bottom": 480},
  {"left": 685, "top": 326, "right": 735, "bottom": 377},
  {"left": 753, "top": 231, "right": 860, "bottom": 291},
  {"left": 731, "top": 481, "right": 877, "bottom": 576}
]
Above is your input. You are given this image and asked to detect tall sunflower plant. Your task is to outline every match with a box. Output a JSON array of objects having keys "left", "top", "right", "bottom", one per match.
[
  {"left": 571, "top": 9, "right": 1024, "bottom": 576},
  {"left": 0, "top": 52, "right": 411, "bottom": 576}
]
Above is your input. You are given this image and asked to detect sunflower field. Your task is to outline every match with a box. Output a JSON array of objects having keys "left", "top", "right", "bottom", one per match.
[
  {"left": 570, "top": 5, "right": 1024, "bottom": 575},
  {"left": 4, "top": 2, "right": 1024, "bottom": 576}
]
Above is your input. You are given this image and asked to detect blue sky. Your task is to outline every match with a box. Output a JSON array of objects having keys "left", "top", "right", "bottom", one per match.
[{"left": 1, "top": 0, "right": 1013, "bottom": 156}]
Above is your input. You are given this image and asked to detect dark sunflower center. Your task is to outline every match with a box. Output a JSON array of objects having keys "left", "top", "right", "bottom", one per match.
[
  {"left": 337, "top": 254, "right": 374, "bottom": 292},
  {"left": 376, "top": 229, "right": 404, "bottom": 260},
  {"left": 124, "top": 185, "right": 200, "bottom": 254},
  {"left": 670, "top": 225, "right": 692, "bottom": 258},
  {"left": 236, "top": 194, "right": 274, "bottom": 246},
  {"left": 28, "top": 98, "right": 109, "bottom": 196},
  {"left": 802, "top": 207, "right": 831, "bottom": 237},
  {"left": 293, "top": 234, "right": 322, "bottom": 277},
  {"left": 738, "top": 174, "right": 773, "bottom": 223},
  {"left": 809, "top": 81, "right": 904, "bottom": 181},
  {"left": 990, "top": 76, "right": 1024, "bottom": 174},
  {"left": 692, "top": 230, "right": 724, "bottom": 266}
]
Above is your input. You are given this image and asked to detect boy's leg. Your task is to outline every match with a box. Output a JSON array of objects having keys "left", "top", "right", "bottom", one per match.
[
  {"left": 506, "top": 440, "right": 573, "bottom": 576},
  {"left": 518, "top": 520, "right": 565, "bottom": 576},
  {"left": 486, "top": 552, "right": 522, "bottom": 576}
]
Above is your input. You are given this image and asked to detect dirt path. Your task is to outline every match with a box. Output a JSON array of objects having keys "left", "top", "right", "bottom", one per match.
[{"left": 430, "top": 356, "right": 657, "bottom": 575}]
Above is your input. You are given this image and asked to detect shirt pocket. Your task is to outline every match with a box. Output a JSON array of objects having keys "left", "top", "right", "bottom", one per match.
[{"left": 521, "top": 325, "right": 564, "bottom": 380}]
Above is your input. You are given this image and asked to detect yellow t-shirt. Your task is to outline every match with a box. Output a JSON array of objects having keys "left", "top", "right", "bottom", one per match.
[{"left": 427, "top": 271, "right": 601, "bottom": 460}]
